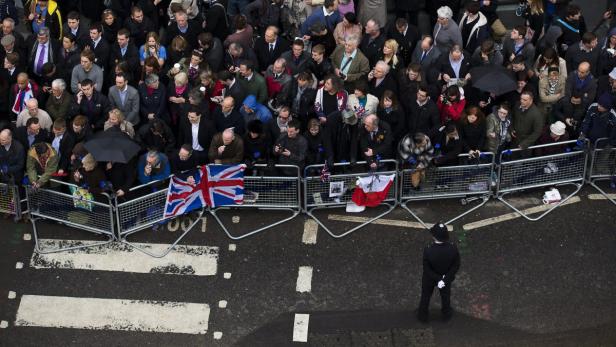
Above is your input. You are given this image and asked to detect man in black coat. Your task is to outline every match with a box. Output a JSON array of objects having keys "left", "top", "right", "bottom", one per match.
[
  {"left": 49, "top": 119, "right": 75, "bottom": 175},
  {"left": 386, "top": 18, "right": 419, "bottom": 65},
  {"left": 138, "top": 74, "right": 169, "bottom": 125},
  {"left": 368, "top": 61, "right": 398, "bottom": 101},
  {"left": 219, "top": 70, "right": 246, "bottom": 110},
  {"left": 360, "top": 19, "right": 386, "bottom": 67},
  {"left": 108, "top": 29, "right": 140, "bottom": 82},
  {"left": 123, "top": 6, "right": 155, "bottom": 48},
  {"left": 177, "top": 106, "right": 216, "bottom": 165},
  {"left": 165, "top": 11, "right": 200, "bottom": 50},
  {"left": 212, "top": 96, "right": 245, "bottom": 135},
  {"left": 0, "top": 128, "right": 25, "bottom": 184},
  {"left": 26, "top": 27, "right": 61, "bottom": 81},
  {"left": 358, "top": 114, "right": 393, "bottom": 168},
  {"left": 253, "top": 26, "right": 290, "bottom": 73},
  {"left": 14, "top": 117, "right": 49, "bottom": 151},
  {"left": 407, "top": 85, "right": 441, "bottom": 139},
  {"left": 417, "top": 223, "right": 460, "bottom": 323},
  {"left": 68, "top": 79, "right": 111, "bottom": 131},
  {"left": 203, "top": 0, "right": 230, "bottom": 42},
  {"left": 64, "top": 11, "right": 90, "bottom": 48}
]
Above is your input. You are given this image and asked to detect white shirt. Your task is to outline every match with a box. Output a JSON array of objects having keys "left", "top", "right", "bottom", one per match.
[
  {"left": 191, "top": 123, "right": 204, "bottom": 151},
  {"left": 51, "top": 134, "right": 63, "bottom": 157}
]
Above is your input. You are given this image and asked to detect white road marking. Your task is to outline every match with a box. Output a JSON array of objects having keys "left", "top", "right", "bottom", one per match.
[
  {"left": 0, "top": 321, "right": 7, "bottom": 328},
  {"left": 201, "top": 217, "right": 207, "bottom": 232},
  {"left": 181, "top": 217, "right": 193, "bottom": 232},
  {"left": 296, "top": 266, "right": 313, "bottom": 293},
  {"left": 292, "top": 313, "right": 310, "bottom": 342},
  {"left": 302, "top": 219, "right": 318, "bottom": 244},
  {"left": 15, "top": 295, "right": 210, "bottom": 334},
  {"left": 213, "top": 331, "right": 223, "bottom": 339},
  {"left": 23, "top": 233, "right": 31, "bottom": 241},
  {"left": 218, "top": 300, "right": 227, "bottom": 308},
  {"left": 232, "top": 216, "right": 240, "bottom": 223},
  {"left": 327, "top": 215, "right": 453, "bottom": 231},
  {"left": 167, "top": 219, "right": 179, "bottom": 232},
  {"left": 30, "top": 239, "right": 218, "bottom": 276},
  {"left": 463, "top": 196, "right": 581, "bottom": 230},
  {"left": 223, "top": 272, "right": 232, "bottom": 279},
  {"left": 588, "top": 193, "right": 616, "bottom": 200},
  {"left": 228, "top": 244, "right": 236, "bottom": 251},
  {"left": 8, "top": 291, "right": 16, "bottom": 299},
  {"left": 15, "top": 262, "right": 23, "bottom": 269}
]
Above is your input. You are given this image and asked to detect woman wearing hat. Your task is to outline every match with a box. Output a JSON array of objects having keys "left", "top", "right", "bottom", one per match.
[
  {"left": 417, "top": 223, "right": 460, "bottom": 322},
  {"left": 535, "top": 120, "right": 570, "bottom": 156}
]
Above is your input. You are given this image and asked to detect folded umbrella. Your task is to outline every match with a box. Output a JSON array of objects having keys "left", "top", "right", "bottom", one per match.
[
  {"left": 470, "top": 66, "right": 517, "bottom": 96},
  {"left": 83, "top": 128, "right": 141, "bottom": 163}
]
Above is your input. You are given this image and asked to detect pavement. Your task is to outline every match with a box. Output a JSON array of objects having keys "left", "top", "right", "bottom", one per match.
[{"left": 0, "top": 184, "right": 615, "bottom": 346}]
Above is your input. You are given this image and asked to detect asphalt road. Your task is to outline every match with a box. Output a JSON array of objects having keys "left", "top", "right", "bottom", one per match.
[{"left": 0, "top": 184, "right": 615, "bottom": 346}]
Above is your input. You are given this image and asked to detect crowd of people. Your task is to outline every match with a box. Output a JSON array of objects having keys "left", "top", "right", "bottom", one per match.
[{"left": 0, "top": 0, "right": 615, "bottom": 196}]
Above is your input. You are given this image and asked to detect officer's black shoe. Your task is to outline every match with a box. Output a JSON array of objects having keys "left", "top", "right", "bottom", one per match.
[
  {"left": 442, "top": 310, "right": 453, "bottom": 321},
  {"left": 416, "top": 311, "right": 429, "bottom": 323}
]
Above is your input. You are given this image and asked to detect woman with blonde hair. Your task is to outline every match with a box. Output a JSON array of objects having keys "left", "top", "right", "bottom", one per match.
[
  {"left": 517, "top": 0, "right": 544, "bottom": 44},
  {"left": 379, "top": 39, "right": 404, "bottom": 71},
  {"left": 168, "top": 72, "right": 190, "bottom": 126},
  {"left": 104, "top": 109, "right": 135, "bottom": 138}
]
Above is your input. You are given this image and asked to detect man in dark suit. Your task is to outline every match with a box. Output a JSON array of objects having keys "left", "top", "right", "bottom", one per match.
[
  {"left": 368, "top": 61, "right": 398, "bottom": 100},
  {"left": 411, "top": 35, "right": 441, "bottom": 71},
  {"left": 386, "top": 18, "right": 419, "bottom": 65},
  {"left": 14, "top": 117, "right": 49, "bottom": 151},
  {"left": 253, "top": 26, "right": 290, "bottom": 73},
  {"left": 123, "top": 6, "right": 155, "bottom": 48},
  {"left": 68, "top": 79, "right": 111, "bottom": 131},
  {"left": 108, "top": 29, "right": 140, "bottom": 82},
  {"left": 26, "top": 27, "right": 61, "bottom": 81},
  {"left": 0, "top": 128, "right": 25, "bottom": 184},
  {"left": 360, "top": 19, "right": 386, "bottom": 67},
  {"left": 84, "top": 22, "right": 110, "bottom": 71},
  {"left": 49, "top": 118, "right": 75, "bottom": 175},
  {"left": 417, "top": 223, "right": 460, "bottom": 322},
  {"left": 218, "top": 70, "right": 246, "bottom": 110},
  {"left": 358, "top": 114, "right": 393, "bottom": 169},
  {"left": 177, "top": 106, "right": 216, "bottom": 165},
  {"left": 64, "top": 11, "right": 89, "bottom": 48}
]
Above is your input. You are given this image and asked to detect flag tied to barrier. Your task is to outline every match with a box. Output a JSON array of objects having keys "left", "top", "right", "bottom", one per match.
[
  {"left": 164, "top": 164, "right": 245, "bottom": 218},
  {"left": 350, "top": 174, "right": 395, "bottom": 208}
]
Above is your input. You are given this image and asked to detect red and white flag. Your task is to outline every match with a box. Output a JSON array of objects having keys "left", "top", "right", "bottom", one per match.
[{"left": 351, "top": 174, "right": 395, "bottom": 207}]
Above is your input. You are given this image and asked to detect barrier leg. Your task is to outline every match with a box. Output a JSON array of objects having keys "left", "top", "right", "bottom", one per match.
[
  {"left": 497, "top": 182, "right": 583, "bottom": 221},
  {"left": 588, "top": 180, "right": 616, "bottom": 206},
  {"left": 209, "top": 207, "right": 300, "bottom": 240},
  {"left": 30, "top": 216, "right": 115, "bottom": 254},
  {"left": 119, "top": 209, "right": 205, "bottom": 258},
  {"left": 305, "top": 202, "right": 396, "bottom": 238},
  {"left": 400, "top": 195, "right": 490, "bottom": 229}
]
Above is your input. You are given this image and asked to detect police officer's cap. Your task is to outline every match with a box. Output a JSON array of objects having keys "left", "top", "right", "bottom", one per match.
[{"left": 430, "top": 223, "right": 449, "bottom": 242}]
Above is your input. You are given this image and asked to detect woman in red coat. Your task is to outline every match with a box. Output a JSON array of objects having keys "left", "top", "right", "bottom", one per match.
[{"left": 437, "top": 85, "right": 466, "bottom": 125}]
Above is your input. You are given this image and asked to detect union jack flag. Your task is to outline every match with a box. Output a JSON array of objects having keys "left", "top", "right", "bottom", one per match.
[
  {"left": 164, "top": 167, "right": 208, "bottom": 218},
  {"left": 204, "top": 164, "right": 246, "bottom": 208}
]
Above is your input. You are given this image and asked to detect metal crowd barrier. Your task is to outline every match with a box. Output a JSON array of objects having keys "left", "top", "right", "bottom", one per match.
[
  {"left": 115, "top": 178, "right": 205, "bottom": 258},
  {"left": 587, "top": 138, "right": 616, "bottom": 206},
  {"left": 209, "top": 164, "right": 302, "bottom": 240},
  {"left": 0, "top": 182, "right": 23, "bottom": 221},
  {"left": 26, "top": 179, "right": 116, "bottom": 253},
  {"left": 399, "top": 153, "right": 495, "bottom": 228},
  {"left": 496, "top": 140, "right": 588, "bottom": 221},
  {"left": 304, "top": 160, "right": 398, "bottom": 238}
]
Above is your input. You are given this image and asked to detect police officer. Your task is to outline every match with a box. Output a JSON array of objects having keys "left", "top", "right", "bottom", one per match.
[{"left": 417, "top": 223, "right": 461, "bottom": 322}]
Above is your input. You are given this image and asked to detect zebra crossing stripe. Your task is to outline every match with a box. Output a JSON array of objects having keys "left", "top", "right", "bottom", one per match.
[
  {"left": 15, "top": 295, "right": 210, "bottom": 334},
  {"left": 31, "top": 239, "right": 218, "bottom": 276}
]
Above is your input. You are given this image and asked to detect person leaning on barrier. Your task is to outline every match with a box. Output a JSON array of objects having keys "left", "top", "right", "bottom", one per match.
[
  {"left": 137, "top": 150, "right": 171, "bottom": 185},
  {"left": 578, "top": 93, "right": 616, "bottom": 147},
  {"left": 208, "top": 128, "right": 244, "bottom": 165},
  {"left": 485, "top": 103, "right": 513, "bottom": 154},
  {"left": 304, "top": 118, "right": 328, "bottom": 167},
  {"left": 273, "top": 119, "right": 307, "bottom": 174},
  {"left": 71, "top": 153, "right": 106, "bottom": 195},
  {"left": 359, "top": 114, "right": 393, "bottom": 169},
  {"left": 535, "top": 121, "right": 570, "bottom": 156},
  {"left": 170, "top": 144, "right": 197, "bottom": 175},
  {"left": 398, "top": 132, "right": 434, "bottom": 190},
  {"left": 26, "top": 141, "right": 59, "bottom": 188},
  {"left": 432, "top": 123, "right": 463, "bottom": 166},
  {"left": 0, "top": 128, "right": 25, "bottom": 184},
  {"left": 137, "top": 118, "right": 176, "bottom": 155},
  {"left": 49, "top": 118, "right": 75, "bottom": 177},
  {"left": 512, "top": 89, "right": 543, "bottom": 151},
  {"left": 243, "top": 119, "right": 272, "bottom": 170}
]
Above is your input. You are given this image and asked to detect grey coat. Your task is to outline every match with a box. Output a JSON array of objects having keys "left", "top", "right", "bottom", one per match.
[
  {"left": 485, "top": 113, "right": 512, "bottom": 153},
  {"left": 108, "top": 85, "right": 141, "bottom": 126}
]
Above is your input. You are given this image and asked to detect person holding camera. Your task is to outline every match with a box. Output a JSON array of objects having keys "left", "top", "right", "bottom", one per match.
[
  {"left": 330, "top": 35, "right": 370, "bottom": 90},
  {"left": 273, "top": 119, "right": 307, "bottom": 173},
  {"left": 71, "top": 153, "right": 106, "bottom": 195}
]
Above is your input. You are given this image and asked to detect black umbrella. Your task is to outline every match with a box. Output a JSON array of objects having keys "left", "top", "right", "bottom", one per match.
[
  {"left": 470, "top": 66, "right": 517, "bottom": 96},
  {"left": 84, "top": 128, "right": 141, "bottom": 163}
]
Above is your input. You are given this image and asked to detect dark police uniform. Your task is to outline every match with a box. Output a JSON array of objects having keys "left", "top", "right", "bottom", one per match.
[{"left": 418, "top": 223, "right": 461, "bottom": 322}]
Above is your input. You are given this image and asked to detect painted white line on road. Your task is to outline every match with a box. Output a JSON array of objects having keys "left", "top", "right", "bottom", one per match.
[
  {"left": 292, "top": 313, "right": 310, "bottom": 342},
  {"left": 213, "top": 331, "right": 223, "bottom": 339},
  {"left": 296, "top": 266, "right": 313, "bottom": 293},
  {"left": 201, "top": 217, "right": 207, "bottom": 232},
  {"left": 302, "top": 219, "right": 318, "bottom": 244},
  {"left": 0, "top": 321, "right": 7, "bottom": 328},
  {"left": 31, "top": 239, "right": 218, "bottom": 276},
  {"left": 232, "top": 216, "right": 240, "bottom": 223},
  {"left": 327, "top": 215, "right": 453, "bottom": 231},
  {"left": 23, "top": 233, "right": 31, "bottom": 241},
  {"left": 223, "top": 272, "right": 232, "bottom": 279},
  {"left": 15, "top": 295, "right": 210, "bottom": 334},
  {"left": 588, "top": 193, "right": 616, "bottom": 200},
  {"left": 218, "top": 300, "right": 227, "bottom": 308},
  {"left": 8, "top": 291, "right": 16, "bottom": 299},
  {"left": 15, "top": 262, "right": 23, "bottom": 269},
  {"left": 228, "top": 244, "right": 236, "bottom": 251},
  {"left": 463, "top": 196, "right": 581, "bottom": 230}
]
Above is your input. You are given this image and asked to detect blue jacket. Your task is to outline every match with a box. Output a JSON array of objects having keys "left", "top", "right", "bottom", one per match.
[
  {"left": 240, "top": 95, "right": 273, "bottom": 125},
  {"left": 300, "top": 7, "right": 341, "bottom": 36},
  {"left": 137, "top": 153, "right": 171, "bottom": 184}
]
